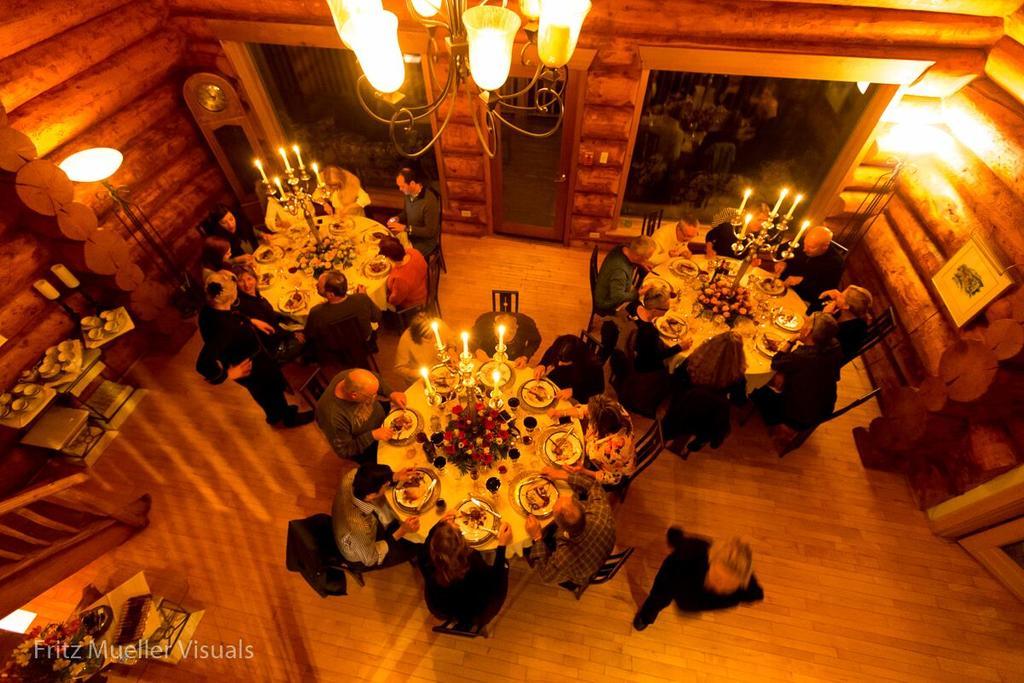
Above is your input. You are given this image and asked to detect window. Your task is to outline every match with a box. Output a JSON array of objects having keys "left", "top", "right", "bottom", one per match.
[
  {"left": 622, "top": 71, "right": 873, "bottom": 228},
  {"left": 248, "top": 43, "right": 438, "bottom": 191}
]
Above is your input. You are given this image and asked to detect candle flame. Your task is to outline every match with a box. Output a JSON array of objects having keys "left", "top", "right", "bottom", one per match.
[{"left": 431, "top": 320, "right": 440, "bottom": 331}]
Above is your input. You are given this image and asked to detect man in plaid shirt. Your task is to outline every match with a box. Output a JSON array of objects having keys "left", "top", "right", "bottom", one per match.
[{"left": 525, "top": 467, "right": 616, "bottom": 587}]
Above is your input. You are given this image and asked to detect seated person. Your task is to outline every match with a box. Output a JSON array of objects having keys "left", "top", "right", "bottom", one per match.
[
  {"left": 315, "top": 368, "right": 407, "bottom": 463},
  {"left": 703, "top": 205, "right": 769, "bottom": 260},
  {"left": 420, "top": 516, "right": 513, "bottom": 630},
  {"left": 633, "top": 528, "right": 764, "bottom": 631},
  {"left": 304, "top": 270, "right": 382, "bottom": 364},
  {"left": 394, "top": 313, "right": 454, "bottom": 386},
  {"left": 377, "top": 234, "right": 427, "bottom": 310},
  {"left": 751, "top": 312, "right": 843, "bottom": 431},
  {"left": 203, "top": 203, "right": 259, "bottom": 256},
  {"left": 200, "top": 235, "right": 236, "bottom": 282},
  {"left": 648, "top": 219, "right": 700, "bottom": 266},
  {"left": 314, "top": 165, "right": 369, "bottom": 217},
  {"left": 233, "top": 264, "right": 303, "bottom": 363},
  {"left": 549, "top": 396, "right": 635, "bottom": 487},
  {"left": 594, "top": 236, "right": 657, "bottom": 316},
  {"left": 534, "top": 334, "right": 605, "bottom": 404},
  {"left": 774, "top": 225, "right": 845, "bottom": 306},
  {"left": 472, "top": 311, "right": 542, "bottom": 367},
  {"left": 821, "top": 285, "right": 873, "bottom": 362},
  {"left": 388, "top": 166, "right": 441, "bottom": 257},
  {"left": 524, "top": 466, "right": 616, "bottom": 588},
  {"left": 332, "top": 463, "right": 420, "bottom": 569}
]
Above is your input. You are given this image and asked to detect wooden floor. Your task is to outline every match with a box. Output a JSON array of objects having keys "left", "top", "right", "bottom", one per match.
[{"left": 21, "top": 234, "right": 1024, "bottom": 682}]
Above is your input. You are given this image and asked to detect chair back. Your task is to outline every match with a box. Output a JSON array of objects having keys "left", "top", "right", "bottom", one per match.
[
  {"left": 777, "top": 387, "right": 880, "bottom": 457},
  {"left": 492, "top": 289, "right": 520, "bottom": 313},
  {"left": 317, "top": 315, "right": 379, "bottom": 372},
  {"left": 573, "top": 547, "right": 635, "bottom": 599},
  {"left": 848, "top": 306, "right": 895, "bottom": 361},
  {"left": 432, "top": 619, "right": 484, "bottom": 638},
  {"left": 642, "top": 209, "right": 664, "bottom": 237},
  {"left": 612, "top": 421, "right": 663, "bottom": 502},
  {"left": 579, "top": 329, "right": 603, "bottom": 360},
  {"left": 285, "top": 513, "right": 365, "bottom": 595},
  {"left": 587, "top": 246, "right": 601, "bottom": 329},
  {"left": 426, "top": 251, "right": 442, "bottom": 317}
]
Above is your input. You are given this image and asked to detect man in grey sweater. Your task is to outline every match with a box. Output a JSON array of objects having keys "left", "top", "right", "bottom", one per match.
[{"left": 316, "top": 368, "right": 407, "bottom": 463}]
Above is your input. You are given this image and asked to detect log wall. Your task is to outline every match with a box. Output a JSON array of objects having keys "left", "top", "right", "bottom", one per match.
[{"left": 0, "top": 0, "right": 231, "bottom": 487}]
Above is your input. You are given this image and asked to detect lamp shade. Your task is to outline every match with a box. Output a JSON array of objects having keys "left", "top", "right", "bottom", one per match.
[
  {"left": 463, "top": 5, "right": 521, "bottom": 92},
  {"left": 537, "top": 0, "right": 590, "bottom": 68},
  {"left": 341, "top": 10, "right": 406, "bottom": 94},
  {"left": 410, "top": 0, "right": 441, "bottom": 17},
  {"left": 58, "top": 147, "right": 123, "bottom": 183},
  {"left": 520, "top": 0, "right": 542, "bottom": 20},
  {"left": 326, "top": 0, "right": 383, "bottom": 48}
]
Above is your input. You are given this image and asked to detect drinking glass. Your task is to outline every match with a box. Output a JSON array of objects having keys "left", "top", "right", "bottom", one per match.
[
  {"left": 486, "top": 477, "right": 501, "bottom": 494},
  {"left": 507, "top": 397, "right": 521, "bottom": 411},
  {"left": 432, "top": 455, "right": 447, "bottom": 471},
  {"left": 523, "top": 416, "right": 538, "bottom": 432}
]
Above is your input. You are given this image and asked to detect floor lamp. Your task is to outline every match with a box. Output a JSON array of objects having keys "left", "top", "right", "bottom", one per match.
[{"left": 58, "top": 148, "right": 194, "bottom": 297}]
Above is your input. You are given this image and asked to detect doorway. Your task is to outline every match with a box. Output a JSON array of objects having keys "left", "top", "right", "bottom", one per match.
[{"left": 491, "top": 69, "right": 581, "bottom": 242}]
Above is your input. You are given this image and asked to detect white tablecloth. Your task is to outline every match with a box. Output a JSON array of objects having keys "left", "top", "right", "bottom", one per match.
[
  {"left": 253, "top": 215, "right": 398, "bottom": 321},
  {"left": 377, "top": 363, "right": 582, "bottom": 557},
  {"left": 644, "top": 254, "right": 807, "bottom": 390}
]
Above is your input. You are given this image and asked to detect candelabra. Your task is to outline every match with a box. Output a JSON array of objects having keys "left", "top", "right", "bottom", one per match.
[
  {"left": 254, "top": 146, "right": 324, "bottom": 245},
  {"left": 726, "top": 187, "right": 812, "bottom": 284},
  {"left": 493, "top": 324, "right": 508, "bottom": 364},
  {"left": 487, "top": 369, "right": 504, "bottom": 411}
]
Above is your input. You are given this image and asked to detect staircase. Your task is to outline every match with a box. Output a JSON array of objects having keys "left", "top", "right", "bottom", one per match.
[{"left": 0, "top": 472, "right": 150, "bottom": 617}]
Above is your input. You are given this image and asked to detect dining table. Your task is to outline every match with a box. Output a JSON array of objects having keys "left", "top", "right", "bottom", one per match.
[
  {"left": 643, "top": 253, "right": 809, "bottom": 390},
  {"left": 376, "top": 361, "right": 584, "bottom": 557},
  {"left": 251, "top": 213, "right": 403, "bottom": 323}
]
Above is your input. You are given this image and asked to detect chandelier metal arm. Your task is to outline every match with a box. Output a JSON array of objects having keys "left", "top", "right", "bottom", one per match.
[
  {"left": 391, "top": 84, "right": 460, "bottom": 158},
  {"left": 469, "top": 90, "right": 499, "bottom": 158},
  {"left": 489, "top": 104, "right": 564, "bottom": 139}
]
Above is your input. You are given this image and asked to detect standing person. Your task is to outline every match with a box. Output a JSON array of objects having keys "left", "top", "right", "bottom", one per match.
[
  {"left": 388, "top": 166, "right": 441, "bottom": 257},
  {"left": 203, "top": 203, "right": 259, "bottom": 256},
  {"left": 195, "top": 272, "right": 312, "bottom": 428},
  {"left": 420, "top": 516, "right": 513, "bottom": 630},
  {"left": 821, "top": 285, "right": 873, "bottom": 362},
  {"left": 377, "top": 234, "right": 428, "bottom": 310},
  {"left": 594, "top": 236, "right": 658, "bottom": 316},
  {"left": 775, "top": 225, "right": 846, "bottom": 306},
  {"left": 524, "top": 467, "right": 616, "bottom": 588},
  {"left": 533, "top": 334, "right": 605, "bottom": 404},
  {"left": 472, "top": 311, "right": 542, "bottom": 367},
  {"left": 633, "top": 527, "right": 764, "bottom": 631},
  {"left": 314, "top": 165, "right": 369, "bottom": 217},
  {"left": 394, "top": 314, "right": 454, "bottom": 385},
  {"left": 648, "top": 219, "right": 700, "bottom": 266},
  {"left": 332, "top": 463, "right": 421, "bottom": 569},
  {"left": 315, "top": 368, "right": 407, "bottom": 463},
  {"left": 304, "top": 270, "right": 382, "bottom": 365},
  {"left": 751, "top": 312, "right": 843, "bottom": 431}
]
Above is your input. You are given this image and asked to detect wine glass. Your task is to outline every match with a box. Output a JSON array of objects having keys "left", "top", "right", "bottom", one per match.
[
  {"left": 432, "top": 455, "right": 447, "bottom": 471},
  {"left": 523, "top": 416, "right": 538, "bottom": 433},
  {"left": 507, "top": 397, "right": 521, "bottom": 412},
  {"left": 486, "top": 477, "right": 501, "bottom": 494}
]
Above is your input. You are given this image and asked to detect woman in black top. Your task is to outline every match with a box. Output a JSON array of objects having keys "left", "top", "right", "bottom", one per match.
[
  {"left": 420, "top": 517, "right": 512, "bottom": 630},
  {"left": 196, "top": 272, "right": 312, "bottom": 428},
  {"left": 821, "top": 285, "right": 873, "bottom": 362},
  {"left": 203, "top": 203, "right": 259, "bottom": 256},
  {"left": 534, "top": 335, "right": 605, "bottom": 404},
  {"left": 232, "top": 265, "right": 303, "bottom": 363},
  {"left": 634, "top": 527, "right": 764, "bottom": 631}
]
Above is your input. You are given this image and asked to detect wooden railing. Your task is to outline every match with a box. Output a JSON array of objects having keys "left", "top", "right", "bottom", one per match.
[{"left": 0, "top": 472, "right": 150, "bottom": 617}]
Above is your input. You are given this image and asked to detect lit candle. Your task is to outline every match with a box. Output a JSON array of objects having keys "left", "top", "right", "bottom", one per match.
[
  {"left": 292, "top": 144, "right": 305, "bottom": 170},
  {"left": 273, "top": 176, "right": 286, "bottom": 197},
  {"left": 738, "top": 213, "right": 753, "bottom": 239},
  {"left": 278, "top": 147, "right": 292, "bottom": 173},
  {"left": 738, "top": 188, "right": 752, "bottom": 214},
  {"left": 497, "top": 324, "right": 506, "bottom": 350},
  {"left": 771, "top": 188, "right": 789, "bottom": 217},
  {"left": 311, "top": 162, "right": 323, "bottom": 186},
  {"left": 461, "top": 331, "right": 470, "bottom": 356},
  {"left": 431, "top": 320, "right": 443, "bottom": 348},
  {"left": 785, "top": 193, "right": 804, "bottom": 219},
  {"left": 33, "top": 279, "right": 60, "bottom": 301},
  {"left": 492, "top": 369, "right": 501, "bottom": 388},
  {"left": 420, "top": 366, "right": 433, "bottom": 392},
  {"left": 791, "top": 220, "right": 812, "bottom": 247},
  {"left": 50, "top": 264, "right": 80, "bottom": 289},
  {"left": 254, "top": 158, "right": 269, "bottom": 183}
]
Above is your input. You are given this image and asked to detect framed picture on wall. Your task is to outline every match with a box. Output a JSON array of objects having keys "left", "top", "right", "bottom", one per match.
[{"left": 932, "top": 235, "right": 1015, "bottom": 328}]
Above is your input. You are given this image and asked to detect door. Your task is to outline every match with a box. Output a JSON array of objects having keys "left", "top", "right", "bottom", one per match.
[
  {"left": 491, "top": 67, "right": 580, "bottom": 242},
  {"left": 961, "top": 515, "right": 1024, "bottom": 603}
]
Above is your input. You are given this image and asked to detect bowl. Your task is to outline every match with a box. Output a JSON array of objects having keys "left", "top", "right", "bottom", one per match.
[
  {"left": 19, "top": 368, "right": 39, "bottom": 383},
  {"left": 103, "top": 320, "right": 119, "bottom": 333},
  {"left": 0, "top": 404, "right": 10, "bottom": 419},
  {"left": 39, "top": 360, "right": 60, "bottom": 377},
  {"left": 13, "top": 383, "right": 41, "bottom": 397},
  {"left": 81, "top": 316, "right": 101, "bottom": 329},
  {"left": 87, "top": 328, "right": 104, "bottom": 340},
  {"left": 100, "top": 310, "right": 116, "bottom": 321},
  {"left": 10, "top": 398, "right": 29, "bottom": 412},
  {"left": 0, "top": 393, "right": 11, "bottom": 406}
]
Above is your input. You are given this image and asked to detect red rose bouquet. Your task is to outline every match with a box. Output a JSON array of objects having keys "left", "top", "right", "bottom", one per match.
[{"left": 442, "top": 402, "right": 514, "bottom": 474}]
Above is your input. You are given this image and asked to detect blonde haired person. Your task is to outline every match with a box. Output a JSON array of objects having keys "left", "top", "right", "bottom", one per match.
[
  {"left": 315, "top": 165, "right": 369, "bottom": 217},
  {"left": 550, "top": 395, "right": 636, "bottom": 486},
  {"left": 820, "top": 284, "right": 873, "bottom": 362},
  {"left": 633, "top": 527, "right": 763, "bottom": 631}
]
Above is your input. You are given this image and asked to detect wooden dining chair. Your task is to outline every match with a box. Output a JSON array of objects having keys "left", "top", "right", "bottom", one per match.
[
  {"left": 642, "top": 209, "right": 664, "bottom": 237},
  {"left": 571, "top": 547, "right": 635, "bottom": 600},
  {"left": 316, "top": 315, "right": 380, "bottom": 373},
  {"left": 845, "top": 306, "right": 895, "bottom": 365},
  {"left": 773, "top": 387, "right": 880, "bottom": 457},
  {"left": 578, "top": 329, "right": 603, "bottom": 360},
  {"left": 587, "top": 245, "right": 600, "bottom": 331},
  {"left": 492, "top": 289, "right": 519, "bottom": 313},
  {"left": 609, "top": 420, "right": 664, "bottom": 502},
  {"left": 431, "top": 619, "right": 484, "bottom": 638}
]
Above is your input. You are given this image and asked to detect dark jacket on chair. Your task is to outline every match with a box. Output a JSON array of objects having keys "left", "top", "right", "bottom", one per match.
[{"left": 286, "top": 514, "right": 348, "bottom": 597}]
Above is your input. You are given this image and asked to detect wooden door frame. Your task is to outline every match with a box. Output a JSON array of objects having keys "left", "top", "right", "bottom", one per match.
[
  {"left": 613, "top": 45, "right": 933, "bottom": 230},
  {"left": 960, "top": 515, "right": 1024, "bottom": 603}
]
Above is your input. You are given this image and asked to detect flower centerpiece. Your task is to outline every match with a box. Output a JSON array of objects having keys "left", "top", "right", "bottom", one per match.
[
  {"left": 697, "top": 280, "right": 753, "bottom": 325},
  {"left": 441, "top": 402, "right": 515, "bottom": 474},
  {"left": 1, "top": 618, "right": 103, "bottom": 682},
  {"left": 295, "top": 236, "right": 356, "bottom": 278}
]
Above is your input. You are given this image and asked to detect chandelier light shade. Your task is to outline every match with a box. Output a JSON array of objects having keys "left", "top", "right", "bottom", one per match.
[
  {"left": 341, "top": 10, "right": 406, "bottom": 94},
  {"left": 410, "top": 0, "right": 442, "bottom": 17},
  {"left": 519, "top": 0, "right": 543, "bottom": 21},
  {"left": 463, "top": 6, "right": 522, "bottom": 92},
  {"left": 326, "top": 0, "right": 383, "bottom": 48},
  {"left": 58, "top": 147, "right": 123, "bottom": 183},
  {"left": 537, "top": 0, "right": 591, "bottom": 68}
]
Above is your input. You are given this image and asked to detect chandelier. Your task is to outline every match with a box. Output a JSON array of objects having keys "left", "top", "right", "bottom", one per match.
[{"left": 327, "top": 0, "right": 592, "bottom": 158}]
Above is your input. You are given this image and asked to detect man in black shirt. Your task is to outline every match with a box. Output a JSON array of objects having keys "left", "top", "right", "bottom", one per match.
[
  {"left": 703, "top": 206, "right": 769, "bottom": 260},
  {"left": 775, "top": 225, "right": 845, "bottom": 307},
  {"left": 751, "top": 312, "right": 843, "bottom": 430},
  {"left": 472, "top": 311, "right": 542, "bottom": 367},
  {"left": 304, "top": 270, "right": 382, "bottom": 366}
]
